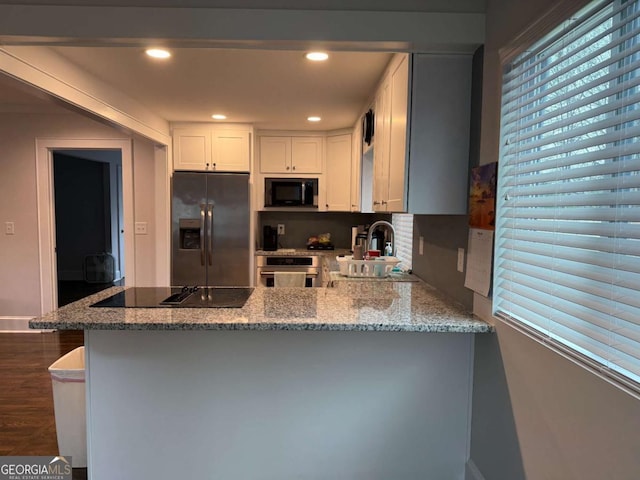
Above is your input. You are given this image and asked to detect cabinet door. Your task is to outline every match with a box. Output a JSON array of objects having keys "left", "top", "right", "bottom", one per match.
[
  {"left": 260, "top": 137, "right": 291, "bottom": 173},
  {"left": 373, "top": 79, "right": 390, "bottom": 211},
  {"left": 386, "top": 55, "right": 409, "bottom": 212},
  {"left": 173, "top": 128, "right": 211, "bottom": 171},
  {"left": 350, "top": 120, "right": 363, "bottom": 212},
  {"left": 212, "top": 129, "right": 250, "bottom": 172},
  {"left": 291, "top": 137, "right": 323, "bottom": 173},
  {"left": 325, "top": 134, "right": 352, "bottom": 211}
]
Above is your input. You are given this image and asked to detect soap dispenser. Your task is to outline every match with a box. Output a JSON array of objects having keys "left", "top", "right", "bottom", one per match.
[{"left": 384, "top": 242, "right": 393, "bottom": 256}]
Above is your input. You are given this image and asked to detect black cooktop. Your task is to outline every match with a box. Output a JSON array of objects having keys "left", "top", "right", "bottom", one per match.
[{"left": 91, "top": 287, "right": 253, "bottom": 308}]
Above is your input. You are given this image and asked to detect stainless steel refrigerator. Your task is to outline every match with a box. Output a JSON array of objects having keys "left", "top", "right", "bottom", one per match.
[{"left": 172, "top": 172, "right": 250, "bottom": 287}]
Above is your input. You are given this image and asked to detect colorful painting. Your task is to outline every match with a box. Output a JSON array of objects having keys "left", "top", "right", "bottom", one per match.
[{"left": 469, "top": 162, "right": 497, "bottom": 230}]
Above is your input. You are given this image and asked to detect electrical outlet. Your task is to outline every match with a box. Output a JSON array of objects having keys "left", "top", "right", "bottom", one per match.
[
  {"left": 277, "top": 224, "right": 285, "bottom": 235},
  {"left": 457, "top": 248, "right": 465, "bottom": 272},
  {"left": 419, "top": 236, "right": 424, "bottom": 255},
  {"left": 135, "top": 222, "right": 148, "bottom": 235},
  {"left": 5, "top": 222, "right": 15, "bottom": 235}
]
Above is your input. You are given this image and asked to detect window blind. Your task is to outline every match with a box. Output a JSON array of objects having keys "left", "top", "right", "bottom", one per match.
[
  {"left": 392, "top": 213, "right": 413, "bottom": 270},
  {"left": 494, "top": 0, "right": 640, "bottom": 388}
]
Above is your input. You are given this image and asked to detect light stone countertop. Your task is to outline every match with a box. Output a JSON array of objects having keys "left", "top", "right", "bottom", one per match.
[{"left": 29, "top": 281, "right": 492, "bottom": 333}]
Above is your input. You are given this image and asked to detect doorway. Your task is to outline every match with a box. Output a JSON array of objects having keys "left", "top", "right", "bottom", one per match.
[{"left": 52, "top": 150, "right": 124, "bottom": 306}]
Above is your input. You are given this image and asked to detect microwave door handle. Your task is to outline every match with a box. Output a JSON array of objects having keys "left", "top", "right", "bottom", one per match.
[
  {"left": 301, "top": 181, "right": 306, "bottom": 203},
  {"left": 199, "top": 204, "right": 206, "bottom": 266},
  {"left": 208, "top": 205, "right": 214, "bottom": 266}
]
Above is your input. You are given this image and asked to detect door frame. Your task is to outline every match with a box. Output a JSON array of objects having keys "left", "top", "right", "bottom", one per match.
[{"left": 36, "top": 138, "right": 135, "bottom": 315}]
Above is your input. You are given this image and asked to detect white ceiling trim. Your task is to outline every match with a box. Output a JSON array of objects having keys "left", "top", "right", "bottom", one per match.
[{"left": 0, "top": 46, "right": 171, "bottom": 144}]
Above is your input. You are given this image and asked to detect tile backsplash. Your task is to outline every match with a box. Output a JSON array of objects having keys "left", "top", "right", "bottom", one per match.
[{"left": 259, "top": 211, "right": 390, "bottom": 249}]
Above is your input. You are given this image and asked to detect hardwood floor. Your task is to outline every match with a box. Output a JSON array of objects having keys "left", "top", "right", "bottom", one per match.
[{"left": 0, "top": 330, "right": 86, "bottom": 479}]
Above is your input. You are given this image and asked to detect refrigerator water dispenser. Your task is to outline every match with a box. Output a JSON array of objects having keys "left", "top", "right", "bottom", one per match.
[{"left": 179, "top": 218, "right": 201, "bottom": 250}]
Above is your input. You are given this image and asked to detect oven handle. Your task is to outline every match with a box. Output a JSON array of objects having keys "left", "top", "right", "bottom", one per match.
[{"left": 259, "top": 272, "right": 318, "bottom": 277}]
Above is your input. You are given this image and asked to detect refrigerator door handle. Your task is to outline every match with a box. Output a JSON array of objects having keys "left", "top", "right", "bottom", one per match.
[
  {"left": 208, "top": 204, "right": 214, "bottom": 266},
  {"left": 200, "top": 204, "right": 206, "bottom": 266}
]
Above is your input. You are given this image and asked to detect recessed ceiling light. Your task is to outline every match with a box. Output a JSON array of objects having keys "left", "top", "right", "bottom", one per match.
[
  {"left": 145, "top": 48, "right": 171, "bottom": 59},
  {"left": 211, "top": 114, "right": 227, "bottom": 120},
  {"left": 307, "top": 116, "right": 322, "bottom": 122},
  {"left": 305, "top": 52, "right": 329, "bottom": 62}
]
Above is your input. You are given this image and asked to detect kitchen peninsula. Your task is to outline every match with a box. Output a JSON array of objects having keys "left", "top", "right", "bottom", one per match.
[{"left": 31, "top": 282, "right": 491, "bottom": 480}]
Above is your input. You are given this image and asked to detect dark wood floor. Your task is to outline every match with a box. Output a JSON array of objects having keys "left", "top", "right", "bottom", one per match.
[{"left": 0, "top": 330, "right": 87, "bottom": 479}]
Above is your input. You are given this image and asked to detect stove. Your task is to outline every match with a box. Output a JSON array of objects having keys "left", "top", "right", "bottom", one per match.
[{"left": 91, "top": 287, "right": 253, "bottom": 308}]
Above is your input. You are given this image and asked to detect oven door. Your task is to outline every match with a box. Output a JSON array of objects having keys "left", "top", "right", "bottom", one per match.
[{"left": 258, "top": 269, "right": 318, "bottom": 287}]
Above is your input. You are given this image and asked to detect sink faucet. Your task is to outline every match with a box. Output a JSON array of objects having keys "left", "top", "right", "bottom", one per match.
[{"left": 367, "top": 220, "right": 395, "bottom": 256}]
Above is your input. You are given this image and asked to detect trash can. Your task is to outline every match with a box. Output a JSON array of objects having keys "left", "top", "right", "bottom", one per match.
[{"left": 48, "top": 346, "right": 86, "bottom": 468}]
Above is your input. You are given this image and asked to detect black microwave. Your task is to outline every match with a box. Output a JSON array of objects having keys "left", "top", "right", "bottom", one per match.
[{"left": 265, "top": 178, "right": 318, "bottom": 207}]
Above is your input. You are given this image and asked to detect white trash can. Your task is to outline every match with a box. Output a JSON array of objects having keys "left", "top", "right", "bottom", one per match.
[{"left": 48, "top": 346, "right": 87, "bottom": 468}]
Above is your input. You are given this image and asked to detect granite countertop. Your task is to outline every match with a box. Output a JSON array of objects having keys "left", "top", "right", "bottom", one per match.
[{"left": 29, "top": 282, "right": 493, "bottom": 333}]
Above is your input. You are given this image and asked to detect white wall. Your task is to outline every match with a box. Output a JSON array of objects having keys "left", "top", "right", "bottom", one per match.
[
  {"left": 470, "top": 0, "right": 640, "bottom": 478},
  {"left": 0, "top": 111, "right": 161, "bottom": 317}
]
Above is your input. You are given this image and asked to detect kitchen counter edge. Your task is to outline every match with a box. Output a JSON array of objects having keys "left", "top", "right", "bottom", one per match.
[{"left": 29, "top": 285, "right": 493, "bottom": 334}]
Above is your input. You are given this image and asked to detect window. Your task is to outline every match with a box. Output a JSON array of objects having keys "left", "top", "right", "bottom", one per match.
[
  {"left": 392, "top": 213, "right": 413, "bottom": 270},
  {"left": 494, "top": 0, "right": 640, "bottom": 391}
]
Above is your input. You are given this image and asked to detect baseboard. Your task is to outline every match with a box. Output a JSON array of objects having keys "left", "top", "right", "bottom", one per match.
[
  {"left": 0, "top": 316, "right": 50, "bottom": 333},
  {"left": 466, "top": 459, "right": 487, "bottom": 480}
]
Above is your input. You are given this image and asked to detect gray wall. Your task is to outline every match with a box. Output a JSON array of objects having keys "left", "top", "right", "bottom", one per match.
[
  {"left": 87, "top": 329, "right": 475, "bottom": 480},
  {"left": 470, "top": 0, "right": 640, "bottom": 478},
  {"left": 412, "top": 215, "right": 473, "bottom": 310},
  {"left": 259, "top": 211, "right": 390, "bottom": 249}
]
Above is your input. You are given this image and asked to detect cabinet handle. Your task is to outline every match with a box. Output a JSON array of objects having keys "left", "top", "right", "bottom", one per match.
[
  {"left": 286, "top": 166, "right": 290, "bottom": 170},
  {"left": 326, "top": 204, "right": 329, "bottom": 208},
  {"left": 381, "top": 200, "right": 388, "bottom": 205},
  {"left": 213, "top": 163, "right": 216, "bottom": 169},
  {"left": 292, "top": 166, "right": 296, "bottom": 171},
  {"left": 373, "top": 201, "right": 381, "bottom": 205}
]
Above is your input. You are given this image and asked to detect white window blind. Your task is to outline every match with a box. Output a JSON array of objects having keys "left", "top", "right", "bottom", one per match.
[
  {"left": 392, "top": 213, "right": 413, "bottom": 270},
  {"left": 494, "top": 0, "right": 640, "bottom": 389}
]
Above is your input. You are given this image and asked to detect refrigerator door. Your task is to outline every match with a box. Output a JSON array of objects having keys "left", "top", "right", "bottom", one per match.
[
  {"left": 206, "top": 173, "right": 250, "bottom": 286},
  {"left": 172, "top": 172, "right": 208, "bottom": 286}
]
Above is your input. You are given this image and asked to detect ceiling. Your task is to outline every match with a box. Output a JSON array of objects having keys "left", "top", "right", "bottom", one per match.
[
  {"left": 53, "top": 47, "right": 393, "bottom": 130},
  {"left": 0, "top": 46, "right": 394, "bottom": 131},
  {"left": 0, "top": 0, "right": 488, "bottom": 132}
]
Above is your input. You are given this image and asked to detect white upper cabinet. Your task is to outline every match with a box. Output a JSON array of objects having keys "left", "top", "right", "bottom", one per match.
[
  {"left": 386, "top": 54, "right": 409, "bottom": 212},
  {"left": 258, "top": 137, "right": 291, "bottom": 173},
  {"left": 371, "top": 54, "right": 409, "bottom": 213},
  {"left": 259, "top": 136, "right": 323, "bottom": 174},
  {"left": 172, "top": 124, "right": 251, "bottom": 172},
  {"left": 212, "top": 129, "right": 250, "bottom": 172},
  {"left": 367, "top": 53, "right": 472, "bottom": 214},
  {"left": 325, "top": 134, "right": 352, "bottom": 211},
  {"left": 173, "top": 127, "right": 211, "bottom": 171}
]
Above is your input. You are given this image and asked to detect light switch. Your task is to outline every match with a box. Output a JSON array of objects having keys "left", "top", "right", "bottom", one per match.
[
  {"left": 277, "top": 224, "right": 285, "bottom": 235},
  {"left": 5, "top": 222, "right": 15, "bottom": 235},
  {"left": 135, "top": 222, "right": 148, "bottom": 235}
]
